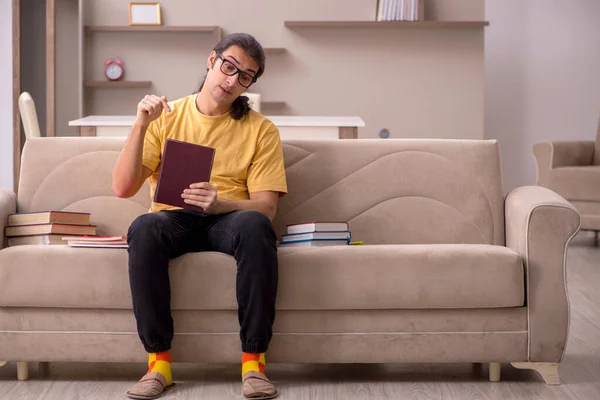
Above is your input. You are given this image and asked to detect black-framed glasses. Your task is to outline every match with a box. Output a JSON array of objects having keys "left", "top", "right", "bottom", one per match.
[{"left": 216, "top": 53, "right": 256, "bottom": 88}]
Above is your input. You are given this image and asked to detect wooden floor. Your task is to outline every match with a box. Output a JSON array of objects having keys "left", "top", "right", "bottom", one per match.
[{"left": 0, "top": 232, "right": 598, "bottom": 399}]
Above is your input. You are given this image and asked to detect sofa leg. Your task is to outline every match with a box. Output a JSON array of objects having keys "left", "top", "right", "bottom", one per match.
[
  {"left": 489, "top": 362, "right": 501, "bottom": 382},
  {"left": 511, "top": 362, "right": 560, "bottom": 385},
  {"left": 17, "top": 362, "right": 29, "bottom": 381}
]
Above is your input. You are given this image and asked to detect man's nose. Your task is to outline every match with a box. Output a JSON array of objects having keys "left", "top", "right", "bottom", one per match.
[{"left": 225, "top": 73, "right": 239, "bottom": 87}]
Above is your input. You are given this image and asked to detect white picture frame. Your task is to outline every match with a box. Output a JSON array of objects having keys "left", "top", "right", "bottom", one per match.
[{"left": 129, "top": 2, "right": 162, "bottom": 26}]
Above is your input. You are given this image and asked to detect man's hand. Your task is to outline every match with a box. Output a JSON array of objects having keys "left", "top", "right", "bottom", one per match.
[
  {"left": 135, "top": 95, "right": 171, "bottom": 128},
  {"left": 182, "top": 182, "right": 219, "bottom": 213}
]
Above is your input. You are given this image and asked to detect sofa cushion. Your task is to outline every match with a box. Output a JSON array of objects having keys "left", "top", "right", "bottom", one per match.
[
  {"left": 0, "top": 244, "right": 523, "bottom": 310},
  {"left": 548, "top": 166, "right": 600, "bottom": 201}
]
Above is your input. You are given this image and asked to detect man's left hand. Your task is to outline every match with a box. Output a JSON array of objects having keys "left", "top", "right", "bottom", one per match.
[{"left": 182, "top": 182, "right": 219, "bottom": 213}]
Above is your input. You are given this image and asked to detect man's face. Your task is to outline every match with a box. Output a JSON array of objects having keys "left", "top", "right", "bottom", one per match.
[{"left": 206, "top": 45, "right": 260, "bottom": 105}]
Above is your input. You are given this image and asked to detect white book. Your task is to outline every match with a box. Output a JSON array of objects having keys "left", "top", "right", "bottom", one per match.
[
  {"left": 287, "top": 222, "right": 349, "bottom": 235},
  {"left": 376, "top": 0, "right": 385, "bottom": 21},
  {"left": 412, "top": 0, "right": 417, "bottom": 21},
  {"left": 68, "top": 242, "right": 128, "bottom": 248},
  {"left": 398, "top": 0, "right": 404, "bottom": 21}
]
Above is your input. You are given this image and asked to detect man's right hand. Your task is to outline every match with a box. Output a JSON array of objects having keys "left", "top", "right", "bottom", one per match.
[{"left": 135, "top": 95, "right": 172, "bottom": 128}]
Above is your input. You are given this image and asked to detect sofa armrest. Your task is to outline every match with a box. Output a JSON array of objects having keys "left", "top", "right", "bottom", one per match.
[
  {"left": 505, "top": 186, "right": 581, "bottom": 362},
  {"left": 532, "top": 141, "right": 595, "bottom": 187},
  {"left": 0, "top": 188, "right": 17, "bottom": 250}
]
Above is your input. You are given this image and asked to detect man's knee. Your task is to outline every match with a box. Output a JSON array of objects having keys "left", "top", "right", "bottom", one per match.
[
  {"left": 232, "top": 210, "right": 276, "bottom": 238},
  {"left": 128, "top": 212, "right": 168, "bottom": 243},
  {"left": 233, "top": 210, "right": 276, "bottom": 243}
]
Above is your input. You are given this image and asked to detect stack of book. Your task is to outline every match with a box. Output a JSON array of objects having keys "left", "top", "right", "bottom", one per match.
[
  {"left": 279, "top": 222, "right": 351, "bottom": 247},
  {"left": 5, "top": 211, "right": 97, "bottom": 246}
]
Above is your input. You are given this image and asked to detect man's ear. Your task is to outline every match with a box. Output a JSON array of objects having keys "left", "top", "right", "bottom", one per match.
[{"left": 207, "top": 51, "right": 217, "bottom": 70}]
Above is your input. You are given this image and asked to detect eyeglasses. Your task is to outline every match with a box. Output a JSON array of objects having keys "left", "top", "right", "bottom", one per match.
[{"left": 216, "top": 53, "right": 256, "bottom": 88}]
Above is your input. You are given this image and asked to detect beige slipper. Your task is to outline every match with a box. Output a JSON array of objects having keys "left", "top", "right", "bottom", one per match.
[
  {"left": 242, "top": 370, "right": 278, "bottom": 399},
  {"left": 126, "top": 371, "right": 175, "bottom": 400}
]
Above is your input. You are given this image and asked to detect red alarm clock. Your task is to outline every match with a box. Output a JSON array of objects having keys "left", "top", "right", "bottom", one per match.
[{"left": 104, "top": 58, "right": 124, "bottom": 81}]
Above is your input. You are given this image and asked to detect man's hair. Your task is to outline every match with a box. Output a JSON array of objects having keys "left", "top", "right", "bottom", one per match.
[{"left": 196, "top": 33, "right": 266, "bottom": 120}]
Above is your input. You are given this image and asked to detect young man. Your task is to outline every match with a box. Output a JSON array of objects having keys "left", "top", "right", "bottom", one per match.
[{"left": 112, "top": 33, "right": 287, "bottom": 400}]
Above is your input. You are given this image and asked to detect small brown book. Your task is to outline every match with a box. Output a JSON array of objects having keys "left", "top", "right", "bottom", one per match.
[
  {"left": 154, "top": 139, "right": 216, "bottom": 211},
  {"left": 8, "top": 234, "right": 66, "bottom": 246},
  {"left": 7, "top": 211, "right": 91, "bottom": 226},
  {"left": 5, "top": 223, "right": 97, "bottom": 237}
]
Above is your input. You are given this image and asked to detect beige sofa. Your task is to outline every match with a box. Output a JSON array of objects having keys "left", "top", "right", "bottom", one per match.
[
  {"left": 0, "top": 137, "right": 580, "bottom": 385},
  {"left": 533, "top": 115, "right": 600, "bottom": 244}
]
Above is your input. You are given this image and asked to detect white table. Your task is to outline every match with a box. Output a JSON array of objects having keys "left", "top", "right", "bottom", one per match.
[{"left": 68, "top": 116, "right": 365, "bottom": 139}]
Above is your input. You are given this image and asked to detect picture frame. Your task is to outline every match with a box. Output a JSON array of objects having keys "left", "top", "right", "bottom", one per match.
[{"left": 129, "top": 2, "right": 162, "bottom": 26}]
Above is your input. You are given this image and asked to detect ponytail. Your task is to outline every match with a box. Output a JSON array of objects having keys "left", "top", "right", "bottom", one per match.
[
  {"left": 195, "top": 81, "right": 252, "bottom": 120},
  {"left": 231, "top": 95, "right": 251, "bottom": 120}
]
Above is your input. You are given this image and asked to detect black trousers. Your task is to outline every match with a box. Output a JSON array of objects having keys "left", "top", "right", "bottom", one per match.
[{"left": 127, "top": 209, "right": 278, "bottom": 354}]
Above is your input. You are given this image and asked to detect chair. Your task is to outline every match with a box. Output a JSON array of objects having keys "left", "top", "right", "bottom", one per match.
[
  {"left": 532, "top": 113, "right": 600, "bottom": 245},
  {"left": 18, "top": 92, "right": 42, "bottom": 139}
]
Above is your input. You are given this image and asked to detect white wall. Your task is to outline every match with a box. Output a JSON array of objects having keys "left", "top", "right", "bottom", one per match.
[
  {"left": 485, "top": 0, "right": 600, "bottom": 192},
  {"left": 0, "top": 0, "right": 14, "bottom": 190}
]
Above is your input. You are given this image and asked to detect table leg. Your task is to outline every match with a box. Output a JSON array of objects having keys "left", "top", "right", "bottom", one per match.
[
  {"left": 79, "top": 126, "right": 97, "bottom": 137},
  {"left": 338, "top": 126, "right": 358, "bottom": 139}
]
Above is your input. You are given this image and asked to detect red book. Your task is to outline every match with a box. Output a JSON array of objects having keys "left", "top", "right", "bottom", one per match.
[{"left": 154, "top": 139, "right": 216, "bottom": 211}]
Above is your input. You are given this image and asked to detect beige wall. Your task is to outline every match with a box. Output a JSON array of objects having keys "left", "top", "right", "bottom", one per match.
[
  {"left": 1, "top": 0, "right": 13, "bottom": 189},
  {"left": 75, "top": 0, "right": 486, "bottom": 139},
  {"left": 56, "top": 0, "right": 79, "bottom": 136},
  {"left": 485, "top": 0, "right": 600, "bottom": 191}
]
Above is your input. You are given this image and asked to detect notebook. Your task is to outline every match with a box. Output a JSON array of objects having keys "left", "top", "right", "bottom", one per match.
[{"left": 154, "top": 139, "right": 216, "bottom": 211}]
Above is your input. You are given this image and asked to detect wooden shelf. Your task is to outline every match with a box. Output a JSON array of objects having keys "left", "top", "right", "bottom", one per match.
[
  {"left": 85, "top": 81, "right": 152, "bottom": 88},
  {"left": 264, "top": 47, "right": 286, "bottom": 54},
  {"left": 284, "top": 20, "right": 489, "bottom": 29},
  {"left": 262, "top": 101, "right": 286, "bottom": 108},
  {"left": 85, "top": 25, "right": 220, "bottom": 33}
]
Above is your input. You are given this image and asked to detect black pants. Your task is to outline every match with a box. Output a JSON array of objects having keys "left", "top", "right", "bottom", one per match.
[{"left": 127, "top": 209, "right": 278, "bottom": 354}]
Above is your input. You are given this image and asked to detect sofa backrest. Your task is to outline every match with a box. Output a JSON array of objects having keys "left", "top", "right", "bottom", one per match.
[{"left": 18, "top": 137, "right": 505, "bottom": 245}]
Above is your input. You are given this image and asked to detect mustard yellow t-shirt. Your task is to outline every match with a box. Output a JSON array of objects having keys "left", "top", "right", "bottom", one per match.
[{"left": 142, "top": 94, "right": 287, "bottom": 212}]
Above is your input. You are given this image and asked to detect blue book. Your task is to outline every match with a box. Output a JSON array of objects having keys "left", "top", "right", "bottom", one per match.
[
  {"left": 280, "top": 231, "right": 351, "bottom": 243},
  {"left": 278, "top": 238, "right": 350, "bottom": 247}
]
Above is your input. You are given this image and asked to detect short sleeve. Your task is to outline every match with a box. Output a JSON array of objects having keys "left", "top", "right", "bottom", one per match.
[
  {"left": 142, "top": 118, "right": 163, "bottom": 172},
  {"left": 247, "top": 123, "right": 288, "bottom": 195}
]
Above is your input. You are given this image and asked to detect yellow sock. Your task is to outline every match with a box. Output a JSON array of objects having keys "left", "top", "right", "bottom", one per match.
[
  {"left": 242, "top": 352, "right": 266, "bottom": 378},
  {"left": 148, "top": 351, "right": 172, "bottom": 386}
]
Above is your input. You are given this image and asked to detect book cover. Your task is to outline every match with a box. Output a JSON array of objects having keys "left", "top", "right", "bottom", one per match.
[
  {"left": 8, "top": 234, "right": 66, "bottom": 246},
  {"left": 154, "top": 139, "right": 216, "bottom": 211},
  {"left": 286, "top": 221, "right": 349, "bottom": 235},
  {"left": 61, "top": 235, "right": 126, "bottom": 242},
  {"left": 7, "top": 211, "right": 91, "bottom": 226},
  {"left": 280, "top": 231, "right": 351, "bottom": 242},
  {"left": 278, "top": 239, "right": 350, "bottom": 247},
  {"left": 5, "top": 223, "right": 97, "bottom": 237},
  {"left": 67, "top": 242, "right": 128, "bottom": 249}
]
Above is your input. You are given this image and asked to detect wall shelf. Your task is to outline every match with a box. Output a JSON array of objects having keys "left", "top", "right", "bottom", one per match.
[
  {"left": 284, "top": 20, "right": 489, "bottom": 29},
  {"left": 85, "top": 25, "right": 220, "bottom": 33},
  {"left": 264, "top": 47, "right": 286, "bottom": 55},
  {"left": 262, "top": 101, "right": 286, "bottom": 108},
  {"left": 85, "top": 80, "right": 152, "bottom": 88},
  {"left": 84, "top": 25, "right": 222, "bottom": 42}
]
